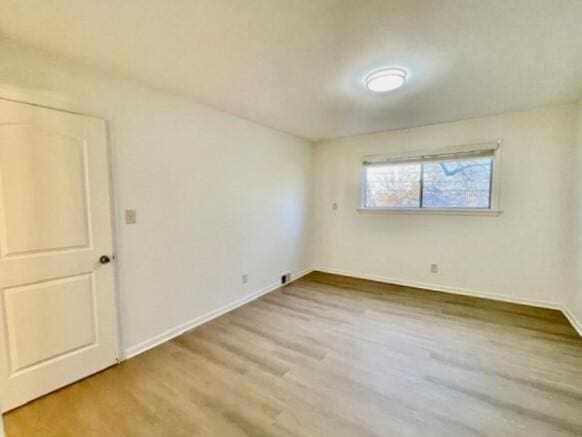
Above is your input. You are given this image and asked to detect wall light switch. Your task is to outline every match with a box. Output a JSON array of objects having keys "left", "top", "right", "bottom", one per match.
[
  {"left": 332, "top": 202, "right": 338, "bottom": 211},
  {"left": 125, "top": 209, "right": 137, "bottom": 224}
]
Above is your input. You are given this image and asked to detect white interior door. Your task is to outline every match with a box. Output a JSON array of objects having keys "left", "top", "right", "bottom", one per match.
[{"left": 0, "top": 99, "right": 119, "bottom": 412}]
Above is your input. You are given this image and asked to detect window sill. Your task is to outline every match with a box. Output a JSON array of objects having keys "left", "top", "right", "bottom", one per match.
[{"left": 356, "top": 208, "right": 502, "bottom": 216}]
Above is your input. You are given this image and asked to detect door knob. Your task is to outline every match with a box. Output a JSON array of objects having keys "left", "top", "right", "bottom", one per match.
[{"left": 99, "top": 255, "right": 111, "bottom": 264}]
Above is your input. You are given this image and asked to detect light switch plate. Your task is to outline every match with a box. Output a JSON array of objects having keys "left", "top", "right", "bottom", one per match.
[{"left": 125, "top": 209, "right": 137, "bottom": 224}]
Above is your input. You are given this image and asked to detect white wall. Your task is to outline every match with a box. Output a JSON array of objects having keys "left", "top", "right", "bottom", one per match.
[
  {"left": 314, "top": 106, "right": 577, "bottom": 308},
  {"left": 0, "top": 39, "right": 314, "bottom": 355},
  {"left": 573, "top": 98, "right": 582, "bottom": 328}
]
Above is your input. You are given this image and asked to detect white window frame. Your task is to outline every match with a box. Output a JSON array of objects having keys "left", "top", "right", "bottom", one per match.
[{"left": 358, "top": 142, "right": 502, "bottom": 216}]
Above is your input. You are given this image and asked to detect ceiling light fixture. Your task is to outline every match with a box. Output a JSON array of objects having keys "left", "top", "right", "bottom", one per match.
[{"left": 365, "top": 67, "right": 407, "bottom": 93}]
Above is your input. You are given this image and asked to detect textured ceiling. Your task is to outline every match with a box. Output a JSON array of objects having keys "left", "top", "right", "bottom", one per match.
[{"left": 1, "top": 0, "right": 582, "bottom": 140}]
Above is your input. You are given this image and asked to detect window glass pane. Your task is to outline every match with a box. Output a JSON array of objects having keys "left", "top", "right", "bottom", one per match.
[
  {"left": 421, "top": 157, "right": 492, "bottom": 208},
  {"left": 365, "top": 164, "right": 421, "bottom": 208}
]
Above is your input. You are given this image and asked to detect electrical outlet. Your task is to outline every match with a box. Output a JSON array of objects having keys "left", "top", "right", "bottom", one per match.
[
  {"left": 242, "top": 274, "right": 248, "bottom": 284},
  {"left": 125, "top": 209, "right": 137, "bottom": 224},
  {"left": 332, "top": 202, "right": 338, "bottom": 211},
  {"left": 430, "top": 264, "right": 439, "bottom": 274}
]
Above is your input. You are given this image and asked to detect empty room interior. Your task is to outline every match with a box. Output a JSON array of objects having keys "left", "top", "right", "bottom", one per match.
[{"left": 1, "top": 1, "right": 582, "bottom": 436}]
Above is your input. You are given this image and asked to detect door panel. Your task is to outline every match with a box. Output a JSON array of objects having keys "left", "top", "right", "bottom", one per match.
[
  {"left": 0, "top": 125, "right": 90, "bottom": 257},
  {"left": 0, "top": 99, "right": 119, "bottom": 412},
  {"left": 4, "top": 273, "right": 97, "bottom": 373}
]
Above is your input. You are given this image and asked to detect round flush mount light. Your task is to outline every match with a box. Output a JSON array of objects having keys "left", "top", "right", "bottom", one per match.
[{"left": 365, "top": 67, "right": 407, "bottom": 93}]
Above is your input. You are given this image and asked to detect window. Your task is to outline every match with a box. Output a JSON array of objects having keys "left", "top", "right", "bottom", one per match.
[{"left": 361, "top": 144, "right": 499, "bottom": 212}]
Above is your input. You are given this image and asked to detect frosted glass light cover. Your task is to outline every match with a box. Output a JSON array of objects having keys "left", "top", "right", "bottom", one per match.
[{"left": 365, "top": 68, "right": 407, "bottom": 92}]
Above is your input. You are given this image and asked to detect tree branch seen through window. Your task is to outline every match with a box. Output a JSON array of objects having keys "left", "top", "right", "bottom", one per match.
[{"left": 364, "top": 156, "right": 493, "bottom": 209}]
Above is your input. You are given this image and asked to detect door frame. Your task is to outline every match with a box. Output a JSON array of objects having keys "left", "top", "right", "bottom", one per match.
[{"left": 0, "top": 86, "right": 125, "bottom": 366}]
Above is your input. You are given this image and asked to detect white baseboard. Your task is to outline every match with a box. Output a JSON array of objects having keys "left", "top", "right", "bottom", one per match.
[
  {"left": 313, "top": 266, "right": 562, "bottom": 309},
  {"left": 124, "top": 267, "right": 313, "bottom": 359},
  {"left": 562, "top": 307, "right": 582, "bottom": 338},
  {"left": 313, "top": 266, "right": 582, "bottom": 338}
]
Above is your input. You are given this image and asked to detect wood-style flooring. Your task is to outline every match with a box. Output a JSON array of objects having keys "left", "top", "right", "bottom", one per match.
[{"left": 4, "top": 271, "right": 582, "bottom": 436}]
